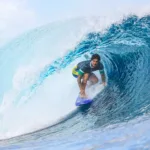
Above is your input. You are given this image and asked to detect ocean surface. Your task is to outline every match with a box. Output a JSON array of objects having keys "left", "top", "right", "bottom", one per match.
[{"left": 0, "top": 15, "right": 150, "bottom": 149}]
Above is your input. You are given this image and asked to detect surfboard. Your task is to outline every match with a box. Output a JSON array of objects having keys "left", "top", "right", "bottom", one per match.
[
  {"left": 75, "top": 96, "right": 92, "bottom": 106},
  {"left": 75, "top": 84, "right": 104, "bottom": 106}
]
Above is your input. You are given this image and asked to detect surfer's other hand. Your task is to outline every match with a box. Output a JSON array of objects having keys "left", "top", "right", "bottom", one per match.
[{"left": 102, "top": 82, "right": 106, "bottom": 86}]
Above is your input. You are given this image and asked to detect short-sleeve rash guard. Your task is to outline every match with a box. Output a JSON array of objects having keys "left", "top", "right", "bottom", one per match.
[{"left": 77, "top": 60, "right": 104, "bottom": 75}]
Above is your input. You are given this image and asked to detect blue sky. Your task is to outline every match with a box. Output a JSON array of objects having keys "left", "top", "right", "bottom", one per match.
[{"left": 0, "top": 0, "right": 150, "bottom": 45}]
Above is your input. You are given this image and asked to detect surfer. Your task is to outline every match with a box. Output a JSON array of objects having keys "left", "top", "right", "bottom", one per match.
[{"left": 72, "top": 54, "right": 106, "bottom": 98}]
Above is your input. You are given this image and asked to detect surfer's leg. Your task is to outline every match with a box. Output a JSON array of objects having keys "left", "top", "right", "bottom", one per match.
[
  {"left": 80, "top": 73, "right": 89, "bottom": 97},
  {"left": 88, "top": 73, "right": 98, "bottom": 85}
]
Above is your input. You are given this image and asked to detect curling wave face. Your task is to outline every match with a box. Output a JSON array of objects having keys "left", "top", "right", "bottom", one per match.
[{"left": 0, "top": 15, "right": 150, "bottom": 143}]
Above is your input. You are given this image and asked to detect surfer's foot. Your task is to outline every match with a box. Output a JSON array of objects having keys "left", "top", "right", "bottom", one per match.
[{"left": 79, "top": 93, "right": 87, "bottom": 98}]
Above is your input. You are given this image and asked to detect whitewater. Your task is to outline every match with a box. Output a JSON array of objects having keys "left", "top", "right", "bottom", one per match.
[{"left": 0, "top": 14, "right": 150, "bottom": 149}]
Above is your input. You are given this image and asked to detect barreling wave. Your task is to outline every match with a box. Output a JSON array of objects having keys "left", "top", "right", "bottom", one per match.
[
  {"left": 0, "top": 15, "right": 150, "bottom": 140},
  {"left": 41, "top": 15, "right": 150, "bottom": 136}
]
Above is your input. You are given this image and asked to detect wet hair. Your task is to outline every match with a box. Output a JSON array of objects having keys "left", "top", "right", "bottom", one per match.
[{"left": 91, "top": 54, "right": 101, "bottom": 61}]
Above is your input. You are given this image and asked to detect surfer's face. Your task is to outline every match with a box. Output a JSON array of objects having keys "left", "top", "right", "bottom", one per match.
[{"left": 91, "top": 59, "right": 99, "bottom": 67}]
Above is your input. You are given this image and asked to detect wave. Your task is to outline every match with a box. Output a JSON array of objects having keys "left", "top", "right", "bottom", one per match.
[{"left": 0, "top": 15, "right": 150, "bottom": 140}]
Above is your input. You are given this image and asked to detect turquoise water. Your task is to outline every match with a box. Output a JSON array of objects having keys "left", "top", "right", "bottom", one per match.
[{"left": 0, "top": 15, "right": 150, "bottom": 149}]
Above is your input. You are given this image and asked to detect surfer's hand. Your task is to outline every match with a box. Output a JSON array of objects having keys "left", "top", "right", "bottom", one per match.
[{"left": 102, "top": 82, "right": 106, "bottom": 86}]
